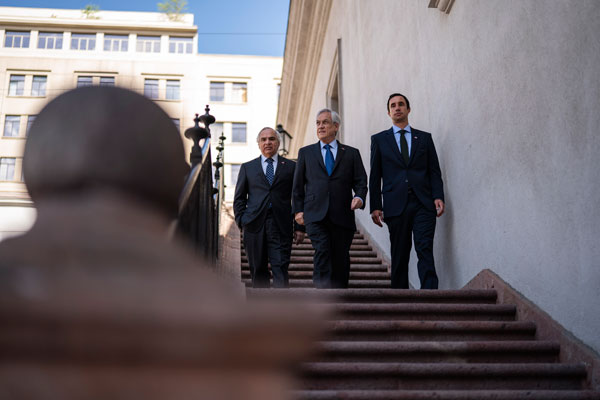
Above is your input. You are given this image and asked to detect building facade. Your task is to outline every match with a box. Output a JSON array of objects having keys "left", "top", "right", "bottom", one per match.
[
  {"left": 278, "top": 0, "right": 600, "bottom": 353},
  {"left": 0, "top": 6, "right": 282, "bottom": 240}
]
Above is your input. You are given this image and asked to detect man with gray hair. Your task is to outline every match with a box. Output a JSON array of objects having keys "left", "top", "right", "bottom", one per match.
[
  {"left": 293, "top": 109, "right": 367, "bottom": 288},
  {"left": 234, "top": 127, "right": 304, "bottom": 288}
]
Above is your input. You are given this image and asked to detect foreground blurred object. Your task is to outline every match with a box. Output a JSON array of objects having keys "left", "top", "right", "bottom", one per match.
[{"left": 0, "top": 87, "right": 322, "bottom": 399}]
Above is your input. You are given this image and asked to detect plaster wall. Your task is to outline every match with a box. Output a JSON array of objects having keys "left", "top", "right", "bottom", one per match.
[{"left": 299, "top": 0, "right": 600, "bottom": 353}]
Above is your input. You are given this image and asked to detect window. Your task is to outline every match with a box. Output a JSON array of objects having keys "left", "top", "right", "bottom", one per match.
[
  {"left": 26, "top": 116, "right": 36, "bottom": 136},
  {"left": 4, "top": 31, "right": 30, "bottom": 48},
  {"left": 172, "top": 119, "right": 180, "bottom": 132},
  {"left": 136, "top": 36, "right": 160, "bottom": 53},
  {"left": 38, "top": 32, "right": 63, "bottom": 49},
  {"left": 99, "top": 77, "right": 115, "bottom": 86},
  {"left": 3, "top": 116, "right": 20, "bottom": 137},
  {"left": 0, "top": 158, "right": 16, "bottom": 181},
  {"left": 166, "top": 80, "right": 180, "bottom": 100},
  {"left": 232, "top": 83, "right": 247, "bottom": 103},
  {"left": 230, "top": 164, "right": 241, "bottom": 187},
  {"left": 104, "top": 34, "right": 128, "bottom": 52},
  {"left": 8, "top": 75, "right": 25, "bottom": 96},
  {"left": 71, "top": 33, "right": 96, "bottom": 50},
  {"left": 211, "top": 122, "right": 224, "bottom": 143},
  {"left": 210, "top": 82, "right": 224, "bottom": 102},
  {"left": 169, "top": 36, "right": 193, "bottom": 54},
  {"left": 231, "top": 123, "right": 247, "bottom": 143},
  {"left": 144, "top": 79, "right": 159, "bottom": 99},
  {"left": 77, "top": 76, "right": 93, "bottom": 87},
  {"left": 31, "top": 76, "right": 47, "bottom": 96}
]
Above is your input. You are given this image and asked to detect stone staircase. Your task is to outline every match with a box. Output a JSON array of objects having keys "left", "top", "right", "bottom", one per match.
[{"left": 241, "top": 231, "right": 600, "bottom": 399}]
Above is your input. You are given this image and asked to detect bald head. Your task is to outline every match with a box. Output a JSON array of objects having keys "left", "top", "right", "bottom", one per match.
[{"left": 23, "top": 86, "right": 188, "bottom": 216}]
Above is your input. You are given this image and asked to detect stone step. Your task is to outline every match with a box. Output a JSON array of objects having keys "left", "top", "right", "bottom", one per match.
[
  {"left": 241, "top": 252, "right": 379, "bottom": 262},
  {"left": 245, "top": 289, "right": 498, "bottom": 304},
  {"left": 323, "top": 320, "right": 537, "bottom": 342},
  {"left": 297, "top": 362, "right": 588, "bottom": 390},
  {"left": 242, "top": 271, "right": 390, "bottom": 280},
  {"left": 290, "top": 244, "right": 373, "bottom": 251},
  {"left": 241, "top": 264, "right": 389, "bottom": 272},
  {"left": 242, "top": 279, "right": 392, "bottom": 288},
  {"left": 290, "top": 389, "right": 600, "bottom": 400},
  {"left": 241, "top": 256, "right": 383, "bottom": 264},
  {"left": 327, "top": 303, "right": 516, "bottom": 321},
  {"left": 312, "top": 340, "right": 560, "bottom": 363}
]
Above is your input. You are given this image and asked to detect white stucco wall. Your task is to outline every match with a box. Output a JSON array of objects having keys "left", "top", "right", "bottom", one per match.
[{"left": 300, "top": 0, "right": 600, "bottom": 353}]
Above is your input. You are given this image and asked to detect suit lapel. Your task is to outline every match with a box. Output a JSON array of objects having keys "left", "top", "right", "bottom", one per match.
[
  {"left": 312, "top": 142, "right": 328, "bottom": 174},
  {"left": 385, "top": 128, "right": 406, "bottom": 166},
  {"left": 272, "top": 156, "right": 286, "bottom": 185},
  {"left": 409, "top": 129, "right": 421, "bottom": 162},
  {"left": 332, "top": 141, "right": 347, "bottom": 175},
  {"left": 252, "top": 157, "right": 270, "bottom": 186}
]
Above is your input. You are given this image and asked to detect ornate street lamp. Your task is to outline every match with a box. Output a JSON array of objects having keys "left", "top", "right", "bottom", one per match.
[{"left": 276, "top": 124, "right": 293, "bottom": 156}]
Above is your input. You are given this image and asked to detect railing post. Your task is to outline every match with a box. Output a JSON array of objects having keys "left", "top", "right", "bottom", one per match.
[{"left": 178, "top": 105, "right": 219, "bottom": 262}]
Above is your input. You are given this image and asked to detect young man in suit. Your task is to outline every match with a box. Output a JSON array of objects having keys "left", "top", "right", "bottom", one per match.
[
  {"left": 234, "top": 127, "right": 305, "bottom": 288},
  {"left": 369, "top": 93, "right": 445, "bottom": 289},
  {"left": 293, "top": 109, "right": 368, "bottom": 289}
]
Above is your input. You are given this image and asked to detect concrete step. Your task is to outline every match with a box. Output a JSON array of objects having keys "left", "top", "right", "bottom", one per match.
[
  {"left": 297, "top": 362, "right": 588, "bottom": 390},
  {"left": 290, "top": 389, "right": 600, "bottom": 399},
  {"left": 327, "top": 303, "right": 516, "bottom": 321},
  {"left": 323, "top": 320, "right": 537, "bottom": 341},
  {"left": 312, "top": 340, "right": 560, "bottom": 363},
  {"left": 245, "top": 289, "right": 498, "bottom": 304}
]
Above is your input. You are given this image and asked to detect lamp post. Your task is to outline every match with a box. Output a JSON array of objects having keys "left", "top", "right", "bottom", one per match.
[{"left": 276, "top": 124, "right": 293, "bottom": 157}]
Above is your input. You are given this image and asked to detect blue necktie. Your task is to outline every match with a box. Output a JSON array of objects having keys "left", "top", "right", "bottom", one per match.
[
  {"left": 265, "top": 157, "right": 274, "bottom": 185},
  {"left": 324, "top": 144, "right": 334, "bottom": 176}
]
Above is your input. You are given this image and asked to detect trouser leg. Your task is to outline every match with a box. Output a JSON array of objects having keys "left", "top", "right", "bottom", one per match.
[
  {"left": 306, "top": 221, "right": 332, "bottom": 289},
  {"left": 413, "top": 204, "right": 438, "bottom": 289},
  {"left": 243, "top": 226, "right": 270, "bottom": 288},
  {"left": 265, "top": 212, "right": 291, "bottom": 288},
  {"left": 328, "top": 221, "right": 354, "bottom": 289}
]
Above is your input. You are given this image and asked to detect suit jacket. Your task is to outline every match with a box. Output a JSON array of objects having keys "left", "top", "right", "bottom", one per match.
[
  {"left": 369, "top": 127, "right": 444, "bottom": 218},
  {"left": 293, "top": 141, "right": 368, "bottom": 230},
  {"left": 233, "top": 156, "right": 298, "bottom": 235}
]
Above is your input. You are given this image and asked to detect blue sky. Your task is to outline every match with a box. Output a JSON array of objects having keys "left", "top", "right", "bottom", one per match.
[{"left": 0, "top": 0, "right": 289, "bottom": 56}]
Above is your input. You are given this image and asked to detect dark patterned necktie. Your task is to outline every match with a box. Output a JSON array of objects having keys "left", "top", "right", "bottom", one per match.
[
  {"left": 265, "top": 157, "right": 274, "bottom": 185},
  {"left": 324, "top": 144, "right": 334, "bottom": 176},
  {"left": 399, "top": 129, "right": 409, "bottom": 165}
]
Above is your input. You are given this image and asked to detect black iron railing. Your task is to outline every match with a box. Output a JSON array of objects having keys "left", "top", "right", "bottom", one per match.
[{"left": 176, "top": 106, "right": 223, "bottom": 262}]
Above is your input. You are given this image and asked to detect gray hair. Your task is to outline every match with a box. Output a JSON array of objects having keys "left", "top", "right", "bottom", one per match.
[
  {"left": 316, "top": 108, "right": 341, "bottom": 126},
  {"left": 256, "top": 126, "right": 281, "bottom": 143}
]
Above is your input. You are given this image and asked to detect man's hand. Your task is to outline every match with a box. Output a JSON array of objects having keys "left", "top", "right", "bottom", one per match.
[
  {"left": 371, "top": 210, "right": 384, "bottom": 227},
  {"left": 295, "top": 212, "right": 304, "bottom": 225},
  {"left": 351, "top": 197, "right": 363, "bottom": 210},
  {"left": 294, "top": 230, "right": 305, "bottom": 245},
  {"left": 434, "top": 199, "right": 445, "bottom": 217}
]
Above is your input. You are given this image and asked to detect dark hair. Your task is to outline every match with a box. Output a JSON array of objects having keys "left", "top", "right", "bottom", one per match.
[{"left": 387, "top": 93, "right": 410, "bottom": 111}]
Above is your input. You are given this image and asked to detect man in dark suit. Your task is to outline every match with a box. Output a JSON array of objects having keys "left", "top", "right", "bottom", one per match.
[
  {"left": 234, "top": 127, "right": 304, "bottom": 288},
  {"left": 370, "top": 93, "right": 445, "bottom": 289},
  {"left": 293, "top": 109, "right": 368, "bottom": 289}
]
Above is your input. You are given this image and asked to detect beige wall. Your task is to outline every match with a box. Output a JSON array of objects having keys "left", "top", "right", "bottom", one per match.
[{"left": 280, "top": 0, "right": 600, "bottom": 353}]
